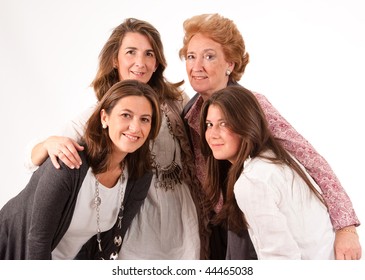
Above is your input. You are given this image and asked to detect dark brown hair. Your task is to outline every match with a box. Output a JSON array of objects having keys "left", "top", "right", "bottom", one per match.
[
  {"left": 200, "top": 86, "right": 324, "bottom": 234},
  {"left": 84, "top": 79, "right": 161, "bottom": 180}
]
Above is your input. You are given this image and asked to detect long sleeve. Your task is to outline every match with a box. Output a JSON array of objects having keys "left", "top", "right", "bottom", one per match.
[
  {"left": 27, "top": 159, "right": 74, "bottom": 259},
  {"left": 234, "top": 155, "right": 335, "bottom": 259},
  {"left": 23, "top": 105, "right": 95, "bottom": 172},
  {"left": 235, "top": 175, "right": 302, "bottom": 259},
  {"left": 254, "top": 92, "right": 359, "bottom": 229},
  {"left": 60, "top": 105, "right": 95, "bottom": 141}
]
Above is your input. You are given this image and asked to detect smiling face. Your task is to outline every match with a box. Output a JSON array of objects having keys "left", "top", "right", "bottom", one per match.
[
  {"left": 185, "top": 33, "right": 234, "bottom": 100},
  {"left": 115, "top": 32, "right": 158, "bottom": 84},
  {"left": 101, "top": 95, "right": 153, "bottom": 158},
  {"left": 205, "top": 104, "right": 241, "bottom": 164}
]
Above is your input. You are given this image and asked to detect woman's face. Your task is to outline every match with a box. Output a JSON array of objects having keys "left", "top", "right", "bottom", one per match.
[
  {"left": 205, "top": 104, "right": 241, "bottom": 164},
  {"left": 185, "top": 33, "right": 233, "bottom": 100},
  {"left": 115, "top": 32, "right": 158, "bottom": 84},
  {"left": 101, "top": 95, "right": 153, "bottom": 158}
]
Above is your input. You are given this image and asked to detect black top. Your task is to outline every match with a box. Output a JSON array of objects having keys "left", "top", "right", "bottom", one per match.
[{"left": 0, "top": 151, "right": 152, "bottom": 260}]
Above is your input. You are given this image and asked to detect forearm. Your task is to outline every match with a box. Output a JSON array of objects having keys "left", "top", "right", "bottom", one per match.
[
  {"left": 255, "top": 92, "right": 360, "bottom": 229},
  {"left": 31, "top": 140, "right": 49, "bottom": 167},
  {"left": 284, "top": 139, "right": 359, "bottom": 229}
]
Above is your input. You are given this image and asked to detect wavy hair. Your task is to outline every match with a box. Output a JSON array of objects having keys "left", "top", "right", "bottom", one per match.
[
  {"left": 92, "top": 18, "right": 184, "bottom": 102},
  {"left": 179, "top": 13, "right": 249, "bottom": 82}
]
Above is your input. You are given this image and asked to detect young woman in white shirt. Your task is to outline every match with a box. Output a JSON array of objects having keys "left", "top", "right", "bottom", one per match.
[{"left": 199, "top": 85, "right": 337, "bottom": 259}]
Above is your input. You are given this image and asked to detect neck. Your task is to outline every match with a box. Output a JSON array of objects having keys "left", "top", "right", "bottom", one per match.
[{"left": 96, "top": 161, "right": 125, "bottom": 188}]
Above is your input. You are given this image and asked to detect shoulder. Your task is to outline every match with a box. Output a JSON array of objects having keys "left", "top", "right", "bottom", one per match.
[
  {"left": 182, "top": 93, "right": 199, "bottom": 117},
  {"left": 53, "top": 150, "right": 89, "bottom": 181},
  {"left": 239, "top": 155, "right": 288, "bottom": 188}
]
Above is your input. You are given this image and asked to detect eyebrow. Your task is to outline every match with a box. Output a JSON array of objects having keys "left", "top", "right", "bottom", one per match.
[
  {"left": 205, "top": 118, "right": 225, "bottom": 122},
  {"left": 187, "top": 48, "right": 216, "bottom": 54},
  {"left": 120, "top": 108, "right": 152, "bottom": 118},
  {"left": 124, "top": 46, "right": 154, "bottom": 52}
]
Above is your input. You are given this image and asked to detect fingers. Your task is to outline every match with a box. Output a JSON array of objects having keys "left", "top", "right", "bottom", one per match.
[
  {"left": 335, "top": 247, "right": 362, "bottom": 260},
  {"left": 45, "top": 136, "right": 84, "bottom": 169},
  {"left": 57, "top": 144, "right": 83, "bottom": 169},
  {"left": 50, "top": 154, "right": 61, "bottom": 169},
  {"left": 72, "top": 140, "right": 85, "bottom": 151},
  {"left": 344, "top": 252, "right": 361, "bottom": 260}
]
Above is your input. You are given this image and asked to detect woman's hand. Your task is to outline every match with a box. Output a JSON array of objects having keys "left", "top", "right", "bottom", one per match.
[
  {"left": 42, "top": 136, "right": 84, "bottom": 169},
  {"left": 334, "top": 225, "right": 362, "bottom": 260}
]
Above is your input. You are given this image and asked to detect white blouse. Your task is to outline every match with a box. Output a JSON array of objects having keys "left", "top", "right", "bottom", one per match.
[{"left": 234, "top": 151, "right": 335, "bottom": 259}]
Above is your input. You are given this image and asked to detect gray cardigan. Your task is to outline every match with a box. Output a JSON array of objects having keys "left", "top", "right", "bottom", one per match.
[{"left": 0, "top": 151, "right": 152, "bottom": 260}]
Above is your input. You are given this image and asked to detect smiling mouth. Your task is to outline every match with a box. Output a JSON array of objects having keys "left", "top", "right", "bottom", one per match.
[
  {"left": 210, "top": 143, "right": 224, "bottom": 149},
  {"left": 123, "top": 133, "right": 139, "bottom": 141},
  {"left": 131, "top": 71, "right": 145, "bottom": 76},
  {"left": 192, "top": 75, "right": 207, "bottom": 80}
]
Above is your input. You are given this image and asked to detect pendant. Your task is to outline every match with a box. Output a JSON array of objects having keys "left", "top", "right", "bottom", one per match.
[
  {"left": 155, "top": 160, "right": 182, "bottom": 191},
  {"left": 94, "top": 196, "right": 101, "bottom": 207},
  {"left": 114, "top": 235, "right": 122, "bottom": 247},
  {"left": 110, "top": 252, "right": 118, "bottom": 260},
  {"left": 117, "top": 215, "right": 123, "bottom": 229}
]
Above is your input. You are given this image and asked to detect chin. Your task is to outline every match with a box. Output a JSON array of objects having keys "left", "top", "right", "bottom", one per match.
[
  {"left": 212, "top": 153, "right": 226, "bottom": 161},
  {"left": 191, "top": 83, "right": 209, "bottom": 93}
]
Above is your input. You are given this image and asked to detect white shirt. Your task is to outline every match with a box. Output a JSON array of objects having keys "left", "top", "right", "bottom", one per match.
[
  {"left": 52, "top": 168, "right": 126, "bottom": 259},
  {"left": 234, "top": 151, "right": 335, "bottom": 259}
]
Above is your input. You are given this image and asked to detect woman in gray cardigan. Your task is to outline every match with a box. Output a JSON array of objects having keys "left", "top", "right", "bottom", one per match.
[{"left": 0, "top": 80, "right": 161, "bottom": 260}]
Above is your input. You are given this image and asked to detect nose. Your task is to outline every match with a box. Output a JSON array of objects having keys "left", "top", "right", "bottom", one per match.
[
  {"left": 207, "top": 125, "right": 220, "bottom": 138},
  {"left": 134, "top": 54, "right": 146, "bottom": 68},
  {"left": 129, "top": 118, "right": 141, "bottom": 133},
  {"left": 190, "top": 56, "right": 204, "bottom": 72}
]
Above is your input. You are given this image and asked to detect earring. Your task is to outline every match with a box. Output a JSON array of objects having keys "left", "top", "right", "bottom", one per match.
[
  {"left": 226, "top": 69, "right": 231, "bottom": 76},
  {"left": 102, "top": 123, "right": 107, "bottom": 129}
]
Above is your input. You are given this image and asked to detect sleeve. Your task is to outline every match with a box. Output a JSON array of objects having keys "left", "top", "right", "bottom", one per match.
[
  {"left": 24, "top": 137, "right": 46, "bottom": 173},
  {"left": 235, "top": 176, "right": 301, "bottom": 259},
  {"left": 254, "top": 93, "right": 359, "bottom": 229},
  {"left": 59, "top": 105, "right": 96, "bottom": 141},
  {"left": 26, "top": 159, "right": 74, "bottom": 259},
  {"left": 23, "top": 105, "right": 96, "bottom": 172}
]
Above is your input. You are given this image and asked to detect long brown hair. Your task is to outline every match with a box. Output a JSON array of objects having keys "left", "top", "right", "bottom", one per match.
[
  {"left": 84, "top": 79, "right": 161, "bottom": 180},
  {"left": 91, "top": 18, "right": 184, "bottom": 103},
  {"left": 200, "top": 86, "right": 324, "bottom": 234}
]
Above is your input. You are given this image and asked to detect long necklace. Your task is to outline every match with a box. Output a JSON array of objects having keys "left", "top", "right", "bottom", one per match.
[
  {"left": 152, "top": 105, "right": 182, "bottom": 191},
  {"left": 93, "top": 166, "right": 126, "bottom": 260}
]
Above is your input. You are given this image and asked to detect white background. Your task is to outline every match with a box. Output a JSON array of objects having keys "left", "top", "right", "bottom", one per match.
[{"left": 0, "top": 0, "right": 364, "bottom": 259}]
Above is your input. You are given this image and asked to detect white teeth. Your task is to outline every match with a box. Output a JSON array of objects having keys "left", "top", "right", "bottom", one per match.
[{"left": 125, "top": 134, "right": 138, "bottom": 141}]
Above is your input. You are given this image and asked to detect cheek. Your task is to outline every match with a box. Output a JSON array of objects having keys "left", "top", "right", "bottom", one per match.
[
  {"left": 143, "top": 125, "right": 152, "bottom": 137},
  {"left": 185, "top": 61, "right": 192, "bottom": 71},
  {"left": 205, "top": 130, "right": 210, "bottom": 142},
  {"left": 147, "top": 59, "right": 157, "bottom": 69},
  {"left": 231, "top": 138, "right": 241, "bottom": 152}
]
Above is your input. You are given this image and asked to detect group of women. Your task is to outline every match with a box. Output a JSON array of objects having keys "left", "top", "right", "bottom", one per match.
[{"left": 0, "top": 14, "right": 361, "bottom": 260}]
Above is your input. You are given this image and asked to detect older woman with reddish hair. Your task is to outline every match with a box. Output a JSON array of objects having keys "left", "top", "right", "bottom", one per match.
[{"left": 180, "top": 13, "right": 361, "bottom": 260}]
